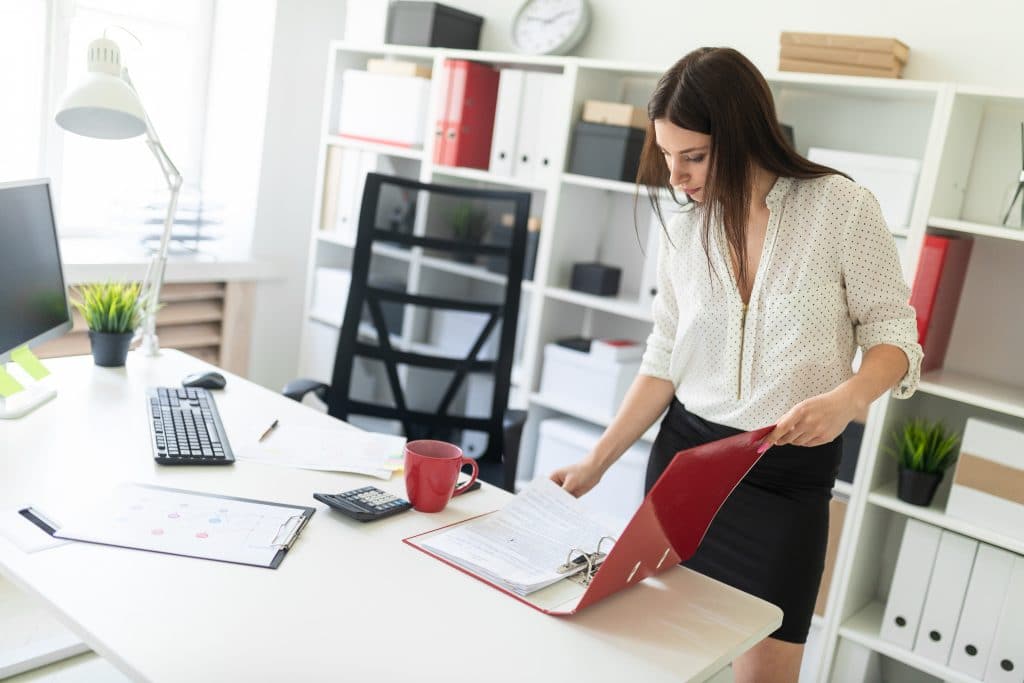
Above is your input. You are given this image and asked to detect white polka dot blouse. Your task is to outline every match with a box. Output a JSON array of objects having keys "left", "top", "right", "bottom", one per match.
[{"left": 639, "top": 174, "right": 923, "bottom": 431}]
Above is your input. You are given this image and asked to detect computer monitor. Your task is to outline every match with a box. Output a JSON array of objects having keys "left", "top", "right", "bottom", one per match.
[{"left": 0, "top": 178, "right": 72, "bottom": 417}]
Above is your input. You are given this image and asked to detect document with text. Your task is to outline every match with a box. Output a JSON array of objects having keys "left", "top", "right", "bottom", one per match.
[{"left": 419, "top": 479, "right": 615, "bottom": 596}]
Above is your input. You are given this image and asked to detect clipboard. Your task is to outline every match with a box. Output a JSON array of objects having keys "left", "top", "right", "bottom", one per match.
[
  {"left": 20, "top": 484, "right": 315, "bottom": 570},
  {"left": 404, "top": 425, "right": 773, "bottom": 615}
]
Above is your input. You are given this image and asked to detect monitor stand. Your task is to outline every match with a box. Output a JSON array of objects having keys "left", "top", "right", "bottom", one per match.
[{"left": 0, "top": 382, "right": 57, "bottom": 419}]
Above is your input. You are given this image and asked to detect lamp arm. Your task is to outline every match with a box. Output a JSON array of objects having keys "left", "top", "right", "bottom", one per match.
[{"left": 125, "top": 69, "right": 183, "bottom": 356}]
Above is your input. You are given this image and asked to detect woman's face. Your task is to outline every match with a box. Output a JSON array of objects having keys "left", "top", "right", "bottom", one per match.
[{"left": 653, "top": 118, "right": 711, "bottom": 202}]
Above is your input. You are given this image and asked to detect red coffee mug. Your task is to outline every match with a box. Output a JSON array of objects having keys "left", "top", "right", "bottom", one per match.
[{"left": 404, "top": 440, "right": 479, "bottom": 513}]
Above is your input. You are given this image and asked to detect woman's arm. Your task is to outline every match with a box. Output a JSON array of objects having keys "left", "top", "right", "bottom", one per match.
[
  {"left": 551, "top": 374, "right": 676, "bottom": 496},
  {"left": 764, "top": 344, "right": 907, "bottom": 447}
]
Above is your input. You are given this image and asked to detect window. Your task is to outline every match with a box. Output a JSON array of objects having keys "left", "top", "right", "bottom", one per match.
[
  {"left": 0, "top": 0, "right": 48, "bottom": 181},
  {"left": 55, "top": 0, "right": 214, "bottom": 238},
  {"left": 1, "top": 0, "right": 274, "bottom": 246}
]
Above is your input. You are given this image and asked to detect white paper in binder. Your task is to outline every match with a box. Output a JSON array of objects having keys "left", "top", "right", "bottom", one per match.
[
  {"left": 489, "top": 69, "right": 524, "bottom": 177},
  {"left": 880, "top": 518, "right": 941, "bottom": 650},
  {"left": 912, "top": 530, "right": 978, "bottom": 664},
  {"left": 949, "top": 544, "right": 1016, "bottom": 679},
  {"left": 984, "top": 554, "right": 1024, "bottom": 683}
]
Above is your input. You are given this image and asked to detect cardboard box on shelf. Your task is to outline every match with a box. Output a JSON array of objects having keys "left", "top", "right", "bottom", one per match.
[
  {"left": 779, "top": 57, "right": 902, "bottom": 79},
  {"left": 779, "top": 44, "right": 901, "bottom": 70},
  {"left": 581, "top": 100, "right": 647, "bottom": 130},
  {"left": 780, "top": 31, "right": 909, "bottom": 62},
  {"left": 366, "top": 58, "right": 433, "bottom": 79}
]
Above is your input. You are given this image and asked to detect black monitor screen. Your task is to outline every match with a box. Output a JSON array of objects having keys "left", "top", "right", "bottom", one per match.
[{"left": 0, "top": 181, "right": 70, "bottom": 357}]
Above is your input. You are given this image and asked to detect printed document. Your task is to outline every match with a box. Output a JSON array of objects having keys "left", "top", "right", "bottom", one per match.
[
  {"left": 237, "top": 425, "right": 405, "bottom": 479},
  {"left": 419, "top": 479, "right": 615, "bottom": 596}
]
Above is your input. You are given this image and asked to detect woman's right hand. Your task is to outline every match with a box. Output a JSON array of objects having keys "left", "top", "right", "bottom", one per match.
[{"left": 550, "top": 457, "right": 606, "bottom": 498}]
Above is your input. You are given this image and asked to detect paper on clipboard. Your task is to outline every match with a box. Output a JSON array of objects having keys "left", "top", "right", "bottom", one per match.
[
  {"left": 236, "top": 424, "right": 406, "bottom": 479},
  {"left": 24, "top": 484, "right": 314, "bottom": 569}
]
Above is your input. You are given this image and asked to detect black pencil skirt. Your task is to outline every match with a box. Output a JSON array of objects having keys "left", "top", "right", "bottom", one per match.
[{"left": 646, "top": 398, "right": 842, "bottom": 644}]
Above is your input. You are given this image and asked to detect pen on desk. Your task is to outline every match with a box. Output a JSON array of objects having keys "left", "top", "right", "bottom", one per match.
[{"left": 258, "top": 419, "right": 279, "bottom": 443}]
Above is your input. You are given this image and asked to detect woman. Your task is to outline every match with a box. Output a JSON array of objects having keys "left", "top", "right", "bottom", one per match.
[{"left": 551, "top": 47, "right": 922, "bottom": 683}]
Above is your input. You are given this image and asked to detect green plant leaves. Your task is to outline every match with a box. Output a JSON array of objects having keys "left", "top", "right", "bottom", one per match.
[
  {"left": 888, "top": 418, "right": 960, "bottom": 474},
  {"left": 71, "top": 282, "right": 145, "bottom": 334}
]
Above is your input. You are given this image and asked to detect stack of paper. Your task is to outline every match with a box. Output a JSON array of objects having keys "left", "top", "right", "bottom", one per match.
[
  {"left": 419, "top": 480, "right": 615, "bottom": 596},
  {"left": 237, "top": 425, "right": 406, "bottom": 479}
]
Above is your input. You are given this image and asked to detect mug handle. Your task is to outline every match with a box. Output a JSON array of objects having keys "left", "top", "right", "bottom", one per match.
[{"left": 453, "top": 457, "right": 479, "bottom": 496}]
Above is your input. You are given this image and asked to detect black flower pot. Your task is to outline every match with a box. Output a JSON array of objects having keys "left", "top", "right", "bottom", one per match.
[
  {"left": 897, "top": 466, "right": 943, "bottom": 506},
  {"left": 89, "top": 330, "right": 133, "bottom": 367}
]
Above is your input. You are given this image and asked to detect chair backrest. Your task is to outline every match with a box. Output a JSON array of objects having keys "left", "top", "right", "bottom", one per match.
[{"left": 327, "top": 173, "right": 531, "bottom": 466}]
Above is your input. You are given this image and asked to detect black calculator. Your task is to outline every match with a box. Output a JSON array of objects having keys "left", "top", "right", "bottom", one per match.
[{"left": 314, "top": 487, "right": 412, "bottom": 522}]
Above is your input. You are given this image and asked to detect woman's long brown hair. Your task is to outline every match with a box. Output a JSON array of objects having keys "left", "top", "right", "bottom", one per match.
[{"left": 636, "top": 47, "right": 845, "bottom": 288}]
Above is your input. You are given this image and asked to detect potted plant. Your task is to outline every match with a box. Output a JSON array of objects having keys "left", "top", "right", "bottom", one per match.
[
  {"left": 450, "top": 202, "right": 487, "bottom": 263},
  {"left": 72, "top": 282, "right": 145, "bottom": 367},
  {"left": 888, "top": 418, "right": 960, "bottom": 506}
]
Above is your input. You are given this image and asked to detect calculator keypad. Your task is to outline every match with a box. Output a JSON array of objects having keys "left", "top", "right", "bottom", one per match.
[{"left": 314, "top": 487, "right": 412, "bottom": 522}]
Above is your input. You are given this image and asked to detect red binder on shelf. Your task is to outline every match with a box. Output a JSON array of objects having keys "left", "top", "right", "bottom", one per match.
[
  {"left": 433, "top": 59, "right": 500, "bottom": 170},
  {"left": 910, "top": 234, "right": 974, "bottom": 372},
  {"left": 404, "top": 425, "right": 773, "bottom": 615}
]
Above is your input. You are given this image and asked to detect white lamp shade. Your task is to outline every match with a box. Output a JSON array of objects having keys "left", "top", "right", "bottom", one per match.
[{"left": 55, "top": 71, "right": 146, "bottom": 139}]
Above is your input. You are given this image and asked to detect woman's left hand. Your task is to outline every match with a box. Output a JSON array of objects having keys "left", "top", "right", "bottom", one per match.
[{"left": 761, "top": 387, "right": 862, "bottom": 449}]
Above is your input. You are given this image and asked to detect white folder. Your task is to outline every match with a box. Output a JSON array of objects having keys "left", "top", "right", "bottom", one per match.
[
  {"left": 913, "top": 530, "right": 978, "bottom": 664},
  {"left": 880, "top": 518, "right": 941, "bottom": 649},
  {"left": 984, "top": 554, "right": 1024, "bottom": 683},
  {"left": 489, "top": 69, "right": 524, "bottom": 177},
  {"left": 534, "top": 73, "right": 567, "bottom": 185},
  {"left": 511, "top": 71, "right": 546, "bottom": 185},
  {"left": 949, "top": 544, "right": 1016, "bottom": 679}
]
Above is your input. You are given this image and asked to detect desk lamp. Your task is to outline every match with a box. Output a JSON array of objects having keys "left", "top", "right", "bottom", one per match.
[{"left": 55, "top": 36, "right": 181, "bottom": 356}]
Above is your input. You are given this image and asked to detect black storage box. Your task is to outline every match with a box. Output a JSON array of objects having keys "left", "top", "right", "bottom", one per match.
[
  {"left": 570, "top": 263, "right": 621, "bottom": 297},
  {"left": 568, "top": 121, "right": 646, "bottom": 182},
  {"left": 387, "top": 2, "right": 483, "bottom": 49},
  {"left": 484, "top": 225, "right": 539, "bottom": 280}
]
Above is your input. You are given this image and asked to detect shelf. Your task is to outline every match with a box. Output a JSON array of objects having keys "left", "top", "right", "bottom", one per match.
[
  {"left": 315, "top": 231, "right": 355, "bottom": 248},
  {"left": 917, "top": 369, "right": 1024, "bottom": 419},
  {"left": 372, "top": 243, "right": 414, "bottom": 262},
  {"left": 766, "top": 70, "right": 945, "bottom": 99},
  {"left": 431, "top": 165, "right": 549, "bottom": 192},
  {"left": 868, "top": 481, "right": 1024, "bottom": 555},
  {"left": 544, "top": 287, "right": 653, "bottom": 322},
  {"left": 889, "top": 226, "right": 910, "bottom": 237},
  {"left": 530, "top": 392, "right": 658, "bottom": 442},
  {"left": 928, "top": 216, "right": 1024, "bottom": 243},
  {"left": 833, "top": 479, "right": 853, "bottom": 498},
  {"left": 561, "top": 173, "right": 640, "bottom": 195},
  {"left": 324, "top": 134, "right": 424, "bottom": 160},
  {"left": 418, "top": 254, "right": 536, "bottom": 292},
  {"left": 839, "top": 601, "right": 982, "bottom": 683}
]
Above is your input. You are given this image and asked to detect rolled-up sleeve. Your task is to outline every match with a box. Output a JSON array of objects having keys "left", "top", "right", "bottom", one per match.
[
  {"left": 639, "top": 224, "right": 679, "bottom": 383},
  {"left": 841, "top": 186, "right": 923, "bottom": 398}
]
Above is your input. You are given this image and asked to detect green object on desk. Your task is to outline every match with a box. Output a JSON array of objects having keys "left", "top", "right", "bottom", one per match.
[
  {"left": 11, "top": 345, "right": 50, "bottom": 380},
  {"left": 0, "top": 366, "right": 25, "bottom": 397}
]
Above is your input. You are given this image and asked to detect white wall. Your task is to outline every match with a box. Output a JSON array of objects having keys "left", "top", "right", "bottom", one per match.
[
  {"left": 468, "top": 0, "right": 1021, "bottom": 88},
  {"left": 246, "top": 0, "right": 345, "bottom": 390},
  {"left": 246, "top": 0, "right": 1019, "bottom": 389}
]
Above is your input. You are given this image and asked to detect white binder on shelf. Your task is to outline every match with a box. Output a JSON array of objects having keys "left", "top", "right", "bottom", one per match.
[
  {"left": 949, "top": 543, "right": 1016, "bottom": 679},
  {"left": 880, "top": 518, "right": 941, "bottom": 650},
  {"left": 534, "top": 72, "right": 567, "bottom": 186},
  {"left": 511, "top": 71, "right": 546, "bottom": 185},
  {"left": 488, "top": 69, "right": 524, "bottom": 177},
  {"left": 912, "top": 530, "right": 978, "bottom": 664},
  {"left": 639, "top": 211, "right": 663, "bottom": 308},
  {"left": 984, "top": 554, "right": 1024, "bottom": 683}
]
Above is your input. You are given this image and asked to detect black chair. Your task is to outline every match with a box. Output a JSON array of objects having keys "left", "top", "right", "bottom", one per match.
[{"left": 284, "top": 173, "right": 531, "bottom": 491}]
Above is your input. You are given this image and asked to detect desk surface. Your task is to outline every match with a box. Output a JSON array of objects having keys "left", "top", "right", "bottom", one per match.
[{"left": 0, "top": 351, "right": 781, "bottom": 682}]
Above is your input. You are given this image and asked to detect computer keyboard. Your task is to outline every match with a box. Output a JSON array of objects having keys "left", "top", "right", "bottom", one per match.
[{"left": 147, "top": 387, "right": 234, "bottom": 465}]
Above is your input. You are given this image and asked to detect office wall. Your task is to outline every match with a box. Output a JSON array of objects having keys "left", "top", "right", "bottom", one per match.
[
  {"left": 247, "top": 0, "right": 345, "bottom": 390},
  {"left": 468, "top": 0, "right": 1020, "bottom": 88}
]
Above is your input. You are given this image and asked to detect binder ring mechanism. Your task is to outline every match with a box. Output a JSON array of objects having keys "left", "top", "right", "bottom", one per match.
[{"left": 557, "top": 536, "right": 616, "bottom": 587}]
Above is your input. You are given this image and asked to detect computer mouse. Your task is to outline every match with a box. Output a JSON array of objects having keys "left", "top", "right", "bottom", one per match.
[{"left": 182, "top": 371, "right": 227, "bottom": 390}]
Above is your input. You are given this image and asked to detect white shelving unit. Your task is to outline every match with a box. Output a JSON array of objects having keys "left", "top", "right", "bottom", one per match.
[{"left": 300, "top": 42, "right": 1024, "bottom": 683}]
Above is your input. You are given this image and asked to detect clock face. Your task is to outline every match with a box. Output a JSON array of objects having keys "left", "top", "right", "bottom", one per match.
[{"left": 512, "top": 0, "right": 591, "bottom": 56}]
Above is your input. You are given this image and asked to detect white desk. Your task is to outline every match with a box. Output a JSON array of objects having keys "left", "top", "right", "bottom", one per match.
[{"left": 0, "top": 351, "right": 782, "bottom": 682}]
